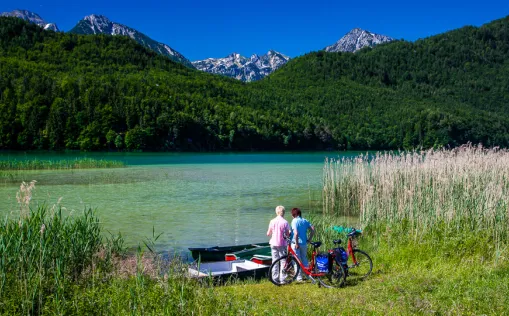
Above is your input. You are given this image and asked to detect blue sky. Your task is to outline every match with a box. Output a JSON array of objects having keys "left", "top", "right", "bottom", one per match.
[{"left": 3, "top": 0, "right": 509, "bottom": 61}]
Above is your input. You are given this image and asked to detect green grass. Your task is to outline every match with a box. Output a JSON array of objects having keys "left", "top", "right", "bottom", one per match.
[
  {"left": 1, "top": 208, "right": 507, "bottom": 314},
  {"left": 2, "top": 223, "right": 504, "bottom": 315},
  {"left": 0, "top": 158, "right": 125, "bottom": 170},
  {"left": 215, "top": 256, "right": 509, "bottom": 315},
  {"left": 213, "top": 223, "right": 509, "bottom": 315}
]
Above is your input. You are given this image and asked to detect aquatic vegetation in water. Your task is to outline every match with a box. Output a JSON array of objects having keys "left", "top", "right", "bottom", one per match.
[{"left": 0, "top": 158, "right": 125, "bottom": 170}]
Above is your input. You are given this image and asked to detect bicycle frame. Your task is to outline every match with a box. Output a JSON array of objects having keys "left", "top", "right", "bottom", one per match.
[
  {"left": 347, "top": 235, "right": 358, "bottom": 265},
  {"left": 284, "top": 242, "right": 329, "bottom": 280}
]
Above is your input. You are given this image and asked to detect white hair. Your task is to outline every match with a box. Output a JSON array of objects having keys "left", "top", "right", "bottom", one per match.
[{"left": 275, "top": 205, "right": 285, "bottom": 216}]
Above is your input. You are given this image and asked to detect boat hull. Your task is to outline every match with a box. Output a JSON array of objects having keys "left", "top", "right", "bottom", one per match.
[
  {"left": 189, "top": 242, "right": 270, "bottom": 262},
  {"left": 188, "top": 259, "right": 270, "bottom": 282}
]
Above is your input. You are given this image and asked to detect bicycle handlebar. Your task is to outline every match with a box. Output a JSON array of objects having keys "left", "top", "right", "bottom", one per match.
[
  {"left": 284, "top": 236, "right": 312, "bottom": 245},
  {"left": 347, "top": 227, "right": 362, "bottom": 237},
  {"left": 284, "top": 235, "right": 295, "bottom": 244}
]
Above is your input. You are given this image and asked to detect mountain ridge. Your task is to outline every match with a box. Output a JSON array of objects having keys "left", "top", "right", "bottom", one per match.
[
  {"left": 192, "top": 50, "right": 290, "bottom": 82},
  {"left": 325, "top": 28, "right": 394, "bottom": 52},
  {"left": 1, "top": 14, "right": 509, "bottom": 151},
  {"left": 69, "top": 14, "right": 193, "bottom": 68},
  {"left": 0, "top": 10, "right": 395, "bottom": 79},
  {"left": 0, "top": 9, "right": 59, "bottom": 32}
]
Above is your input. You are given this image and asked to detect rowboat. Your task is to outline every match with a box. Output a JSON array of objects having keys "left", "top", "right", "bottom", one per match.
[
  {"left": 225, "top": 245, "right": 272, "bottom": 262},
  {"left": 188, "top": 259, "right": 270, "bottom": 281},
  {"left": 189, "top": 242, "right": 269, "bottom": 262}
]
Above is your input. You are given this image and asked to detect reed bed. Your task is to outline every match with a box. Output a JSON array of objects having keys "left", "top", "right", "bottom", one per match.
[
  {"left": 0, "top": 158, "right": 125, "bottom": 170},
  {"left": 0, "top": 206, "right": 110, "bottom": 314},
  {"left": 0, "top": 180, "right": 115, "bottom": 314},
  {"left": 323, "top": 144, "right": 509, "bottom": 246}
]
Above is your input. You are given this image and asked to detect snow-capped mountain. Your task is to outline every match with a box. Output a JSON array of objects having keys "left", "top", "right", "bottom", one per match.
[
  {"left": 192, "top": 50, "right": 290, "bottom": 82},
  {"left": 0, "top": 9, "right": 59, "bottom": 32},
  {"left": 69, "top": 14, "right": 193, "bottom": 68},
  {"left": 325, "top": 28, "right": 393, "bottom": 53}
]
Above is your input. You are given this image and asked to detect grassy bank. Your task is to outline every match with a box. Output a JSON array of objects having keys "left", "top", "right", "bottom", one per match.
[
  {"left": 215, "top": 237, "right": 509, "bottom": 314},
  {"left": 0, "top": 158, "right": 125, "bottom": 170},
  {"left": 2, "top": 215, "right": 505, "bottom": 315},
  {"left": 2, "top": 207, "right": 507, "bottom": 315},
  {"left": 2, "top": 145, "right": 509, "bottom": 314}
]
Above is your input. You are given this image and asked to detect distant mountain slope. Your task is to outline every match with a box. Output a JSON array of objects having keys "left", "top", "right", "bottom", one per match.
[
  {"left": 1, "top": 16, "right": 509, "bottom": 152},
  {"left": 69, "top": 14, "right": 193, "bottom": 68},
  {"left": 0, "top": 17, "right": 303, "bottom": 151},
  {"left": 192, "top": 50, "right": 289, "bottom": 82},
  {"left": 325, "top": 28, "right": 393, "bottom": 52},
  {"left": 0, "top": 9, "right": 59, "bottom": 31},
  {"left": 251, "top": 16, "right": 509, "bottom": 148}
]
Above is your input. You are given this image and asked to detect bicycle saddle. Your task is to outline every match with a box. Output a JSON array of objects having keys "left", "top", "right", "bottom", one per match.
[
  {"left": 309, "top": 241, "right": 322, "bottom": 248},
  {"left": 333, "top": 239, "right": 342, "bottom": 244}
]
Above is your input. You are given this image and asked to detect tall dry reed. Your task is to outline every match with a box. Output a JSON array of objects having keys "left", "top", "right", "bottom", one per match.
[{"left": 323, "top": 144, "right": 509, "bottom": 245}]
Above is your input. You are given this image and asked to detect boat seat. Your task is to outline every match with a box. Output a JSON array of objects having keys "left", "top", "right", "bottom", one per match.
[
  {"left": 309, "top": 241, "right": 322, "bottom": 248},
  {"left": 252, "top": 255, "right": 272, "bottom": 259}
]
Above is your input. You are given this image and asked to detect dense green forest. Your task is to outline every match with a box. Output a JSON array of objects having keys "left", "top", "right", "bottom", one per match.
[{"left": 0, "top": 16, "right": 508, "bottom": 151}]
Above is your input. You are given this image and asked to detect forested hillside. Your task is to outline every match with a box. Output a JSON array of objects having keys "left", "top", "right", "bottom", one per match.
[
  {"left": 250, "top": 15, "right": 509, "bottom": 149},
  {"left": 0, "top": 17, "right": 307, "bottom": 151},
  {"left": 0, "top": 16, "right": 508, "bottom": 151}
]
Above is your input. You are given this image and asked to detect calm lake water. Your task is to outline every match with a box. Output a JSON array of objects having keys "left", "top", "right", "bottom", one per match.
[{"left": 0, "top": 152, "right": 362, "bottom": 253}]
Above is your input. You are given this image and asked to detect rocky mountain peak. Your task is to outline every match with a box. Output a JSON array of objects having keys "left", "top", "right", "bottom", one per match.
[
  {"left": 325, "top": 28, "right": 393, "bottom": 53},
  {"left": 85, "top": 14, "right": 110, "bottom": 22},
  {"left": 227, "top": 52, "right": 244, "bottom": 60},
  {"left": 43, "top": 23, "right": 59, "bottom": 32},
  {"left": 80, "top": 14, "right": 113, "bottom": 34},
  {"left": 349, "top": 27, "right": 364, "bottom": 33},
  {"left": 69, "top": 15, "right": 193, "bottom": 68},
  {"left": 0, "top": 9, "right": 60, "bottom": 32},
  {"left": 192, "top": 50, "right": 290, "bottom": 82}
]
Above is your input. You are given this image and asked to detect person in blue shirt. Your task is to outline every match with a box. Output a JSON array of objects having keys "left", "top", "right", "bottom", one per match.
[{"left": 290, "top": 207, "right": 315, "bottom": 281}]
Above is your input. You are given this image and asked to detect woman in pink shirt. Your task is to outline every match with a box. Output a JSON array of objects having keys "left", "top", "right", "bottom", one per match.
[{"left": 267, "top": 205, "right": 291, "bottom": 282}]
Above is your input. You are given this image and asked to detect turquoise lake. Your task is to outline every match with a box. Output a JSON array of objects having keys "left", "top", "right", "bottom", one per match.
[{"left": 0, "top": 152, "right": 362, "bottom": 254}]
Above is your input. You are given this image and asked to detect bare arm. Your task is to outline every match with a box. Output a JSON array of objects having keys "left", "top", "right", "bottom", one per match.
[
  {"left": 266, "top": 221, "right": 272, "bottom": 236},
  {"left": 284, "top": 223, "right": 291, "bottom": 238},
  {"left": 294, "top": 228, "right": 300, "bottom": 249},
  {"left": 308, "top": 225, "right": 315, "bottom": 242}
]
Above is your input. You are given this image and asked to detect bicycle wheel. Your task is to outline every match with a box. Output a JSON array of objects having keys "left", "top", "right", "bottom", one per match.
[
  {"left": 348, "top": 249, "right": 373, "bottom": 280},
  {"left": 268, "top": 255, "right": 300, "bottom": 286},
  {"left": 317, "top": 260, "right": 346, "bottom": 288}
]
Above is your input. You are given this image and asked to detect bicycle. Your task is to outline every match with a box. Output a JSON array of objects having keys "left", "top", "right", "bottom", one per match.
[
  {"left": 268, "top": 236, "right": 346, "bottom": 288},
  {"left": 335, "top": 227, "right": 373, "bottom": 282}
]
